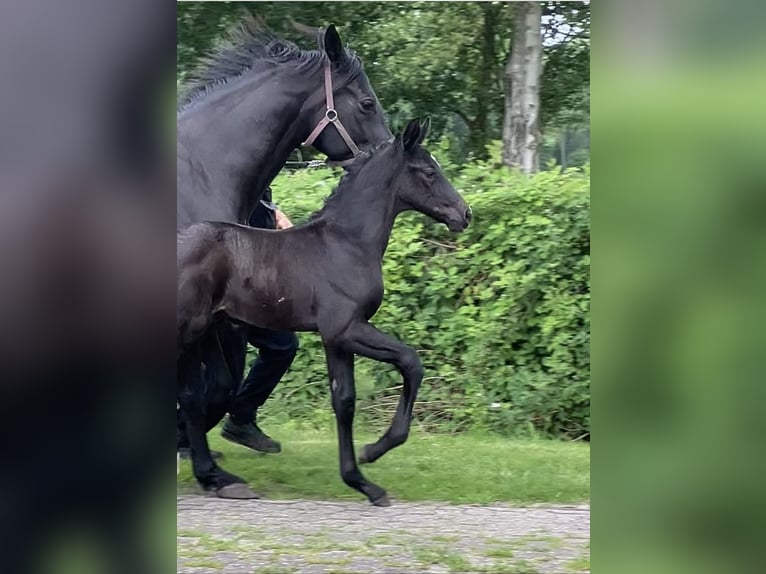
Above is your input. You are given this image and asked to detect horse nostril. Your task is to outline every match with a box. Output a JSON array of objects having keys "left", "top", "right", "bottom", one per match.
[{"left": 464, "top": 207, "right": 472, "bottom": 224}]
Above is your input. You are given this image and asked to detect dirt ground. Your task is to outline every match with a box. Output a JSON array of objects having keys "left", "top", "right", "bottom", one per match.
[{"left": 177, "top": 495, "right": 590, "bottom": 573}]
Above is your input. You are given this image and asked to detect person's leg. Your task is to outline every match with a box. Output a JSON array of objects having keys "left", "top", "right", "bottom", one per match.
[{"left": 221, "top": 326, "right": 298, "bottom": 453}]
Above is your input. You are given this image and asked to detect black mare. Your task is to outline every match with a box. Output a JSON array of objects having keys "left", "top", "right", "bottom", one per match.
[
  {"left": 177, "top": 19, "right": 391, "bottom": 497},
  {"left": 177, "top": 119, "right": 472, "bottom": 505}
]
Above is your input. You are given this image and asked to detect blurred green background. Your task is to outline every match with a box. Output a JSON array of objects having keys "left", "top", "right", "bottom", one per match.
[{"left": 594, "top": 1, "right": 766, "bottom": 573}]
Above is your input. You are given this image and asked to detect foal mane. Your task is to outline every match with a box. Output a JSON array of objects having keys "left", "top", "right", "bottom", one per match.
[
  {"left": 178, "top": 14, "right": 364, "bottom": 110},
  {"left": 306, "top": 140, "right": 398, "bottom": 223}
]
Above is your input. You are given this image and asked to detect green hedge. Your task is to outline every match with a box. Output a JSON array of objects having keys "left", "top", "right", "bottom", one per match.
[{"left": 255, "top": 143, "right": 590, "bottom": 439}]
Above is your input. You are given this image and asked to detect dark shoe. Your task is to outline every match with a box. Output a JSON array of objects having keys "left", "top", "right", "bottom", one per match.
[
  {"left": 221, "top": 417, "right": 282, "bottom": 454},
  {"left": 178, "top": 447, "right": 224, "bottom": 460}
]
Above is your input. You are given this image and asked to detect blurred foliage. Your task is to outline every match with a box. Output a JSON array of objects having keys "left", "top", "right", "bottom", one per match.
[
  {"left": 594, "top": 1, "right": 766, "bottom": 572},
  {"left": 257, "top": 142, "right": 590, "bottom": 439},
  {"left": 177, "top": 1, "right": 589, "bottom": 165}
]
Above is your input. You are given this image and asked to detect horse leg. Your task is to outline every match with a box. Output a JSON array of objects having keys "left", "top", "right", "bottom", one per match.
[
  {"left": 323, "top": 342, "right": 389, "bottom": 506},
  {"left": 211, "top": 320, "right": 248, "bottom": 392},
  {"left": 199, "top": 323, "right": 247, "bottom": 431},
  {"left": 342, "top": 322, "right": 423, "bottom": 465},
  {"left": 178, "top": 326, "right": 244, "bottom": 455},
  {"left": 177, "top": 347, "right": 258, "bottom": 499}
]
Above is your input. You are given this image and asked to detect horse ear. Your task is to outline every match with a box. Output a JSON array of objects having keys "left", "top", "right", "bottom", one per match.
[
  {"left": 418, "top": 117, "right": 431, "bottom": 145},
  {"left": 402, "top": 118, "right": 422, "bottom": 152},
  {"left": 322, "top": 24, "right": 344, "bottom": 63}
]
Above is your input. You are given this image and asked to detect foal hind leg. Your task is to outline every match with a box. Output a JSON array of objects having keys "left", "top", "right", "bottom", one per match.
[
  {"left": 215, "top": 320, "right": 249, "bottom": 389},
  {"left": 323, "top": 342, "right": 389, "bottom": 506},
  {"left": 178, "top": 323, "right": 242, "bottom": 453},
  {"left": 177, "top": 348, "right": 258, "bottom": 499},
  {"left": 198, "top": 324, "right": 247, "bottom": 431},
  {"left": 342, "top": 322, "right": 423, "bottom": 465}
]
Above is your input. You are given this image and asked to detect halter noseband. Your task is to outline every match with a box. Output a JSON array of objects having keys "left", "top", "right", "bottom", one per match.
[{"left": 301, "top": 61, "right": 362, "bottom": 165}]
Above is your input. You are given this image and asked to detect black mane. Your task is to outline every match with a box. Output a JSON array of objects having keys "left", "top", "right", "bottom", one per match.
[
  {"left": 306, "top": 139, "right": 398, "bottom": 222},
  {"left": 178, "top": 16, "right": 364, "bottom": 110}
]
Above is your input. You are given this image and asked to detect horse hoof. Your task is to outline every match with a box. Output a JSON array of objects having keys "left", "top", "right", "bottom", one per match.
[
  {"left": 216, "top": 483, "right": 260, "bottom": 499},
  {"left": 371, "top": 494, "right": 391, "bottom": 507},
  {"left": 357, "top": 445, "right": 373, "bottom": 465}
]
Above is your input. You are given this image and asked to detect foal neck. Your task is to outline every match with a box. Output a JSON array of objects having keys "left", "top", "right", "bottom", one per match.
[{"left": 316, "top": 165, "right": 401, "bottom": 257}]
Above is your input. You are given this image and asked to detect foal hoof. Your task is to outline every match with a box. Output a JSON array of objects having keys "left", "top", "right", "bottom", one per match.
[
  {"left": 371, "top": 493, "right": 391, "bottom": 507},
  {"left": 357, "top": 445, "right": 373, "bottom": 465},
  {"left": 216, "top": 483, "right": 260, "bottom": 499}
]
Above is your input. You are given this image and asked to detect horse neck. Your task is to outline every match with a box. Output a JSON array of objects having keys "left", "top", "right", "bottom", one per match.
[
  {"left": 319, "top": 171, "right": 401, "bottom": 258},
  {"left": 178, "top": 66, "right": 321, "bottom": 223}
]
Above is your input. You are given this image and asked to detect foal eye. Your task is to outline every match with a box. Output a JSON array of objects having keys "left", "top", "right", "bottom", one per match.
[{"left": 359, "top": 99, "right": 376, "bottom": 112}]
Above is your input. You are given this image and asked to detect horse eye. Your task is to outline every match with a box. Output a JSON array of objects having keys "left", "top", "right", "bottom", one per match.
[
  {"left": 360, "top": 99, "right": 376, "bottom": 112},
  {"left": 423, "top": 169, "right": 436, "bottom": 179}
]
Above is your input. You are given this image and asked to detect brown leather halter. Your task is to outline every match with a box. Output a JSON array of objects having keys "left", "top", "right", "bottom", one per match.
[{"left": 301, "top": 61, "right": 363, "bottom": 163}]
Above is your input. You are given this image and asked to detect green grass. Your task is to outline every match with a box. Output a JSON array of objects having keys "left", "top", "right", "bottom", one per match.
[
  {"left": 567, "top": 554, "right": 590, "bottom": 572},
  {"left": 485, "top": 547, "right": 516, "bottom": 559},
  {"left": 506, "top": 535, "right": 565, "bottom": 549},
  {"left": 182, "top": 558, "right": 223, "bottom": 570},
  {"left": 177, "top": 423, "right": 589, "bottom": 504},
  {"left": 431, "top": 534, "right": 461, "bottom": 544},
  {"left": 413, "top": 545, "right": 474, "bottom": 572}
]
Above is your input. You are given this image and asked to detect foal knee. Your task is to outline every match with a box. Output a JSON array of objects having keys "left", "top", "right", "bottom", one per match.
[
  {"left": 332, "top": 388, "right": 355, "bottom": 420},
  {"left": 399, "top": 348, "right": 424, "bottom": 383}
]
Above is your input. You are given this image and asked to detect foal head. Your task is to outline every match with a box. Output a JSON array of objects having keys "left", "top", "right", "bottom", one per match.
[{"left": 391, "top": 118, "right": 472, "bottom": 232}]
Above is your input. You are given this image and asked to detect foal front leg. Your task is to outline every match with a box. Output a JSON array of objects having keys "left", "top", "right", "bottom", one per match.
[
  {"left": 323, "top": 342, "right": 390, "bottom": 506},
  {"left": 342, "top": 322, "right": 424, "bottom": 465}
]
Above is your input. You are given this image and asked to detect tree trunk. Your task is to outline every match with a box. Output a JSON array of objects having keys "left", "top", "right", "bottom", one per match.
[
  {"left": 502, "top": 2, "right": 542, "bottom": 173},
  {"left": 469, "top": 2, "right": 499, "bottom": 160},
  {"left": 560, "top": 126, "right": 567, "bottom": 168}
]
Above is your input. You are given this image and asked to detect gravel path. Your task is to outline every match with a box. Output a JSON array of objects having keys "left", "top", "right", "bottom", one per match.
[{"left": 178, "top": 495, "right": 590, "bottom": 573}]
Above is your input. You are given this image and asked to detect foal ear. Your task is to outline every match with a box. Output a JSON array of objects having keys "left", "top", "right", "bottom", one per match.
[
  {"left": 401, "top": 118, "right": 422, "bottom": 152},
  {"left": 322, "top": 24, "right": 344, "bottom": 63},
  {"left": 418, "top": 117, "right": 431, "bottom": 145}
]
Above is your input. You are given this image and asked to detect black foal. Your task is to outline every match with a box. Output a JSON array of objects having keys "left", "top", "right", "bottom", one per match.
[{"left": 177, "top": 118, "right": 471, "bottom": 504}]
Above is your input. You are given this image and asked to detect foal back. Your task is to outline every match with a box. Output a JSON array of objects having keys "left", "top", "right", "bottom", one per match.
[{"left": 177, "top": 222, "right": 323, "bottom": 350}]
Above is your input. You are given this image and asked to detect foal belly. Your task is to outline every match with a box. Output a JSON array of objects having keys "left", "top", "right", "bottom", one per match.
[{"left": 224, "top": 285, "right": 316, "bottom": 332}]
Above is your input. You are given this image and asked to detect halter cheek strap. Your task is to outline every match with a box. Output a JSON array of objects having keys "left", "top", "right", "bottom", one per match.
[{"left": 301, "top": 62, "right": 362, "bottom": 159}]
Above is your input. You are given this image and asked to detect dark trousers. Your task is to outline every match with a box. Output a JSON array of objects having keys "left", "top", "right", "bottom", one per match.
[{"left": 228, "top": 326, "right": 299, "bottom": 424}]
